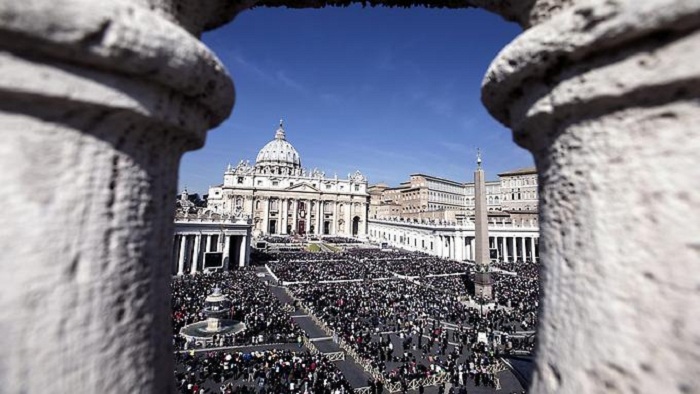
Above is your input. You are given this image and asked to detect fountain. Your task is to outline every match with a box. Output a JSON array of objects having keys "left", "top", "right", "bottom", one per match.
[{"left": 179, "top": 288, "right": 246, "bottom": 346}]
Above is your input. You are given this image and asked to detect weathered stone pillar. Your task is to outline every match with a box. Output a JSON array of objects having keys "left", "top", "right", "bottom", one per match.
[
  {"left": 0, "top": 0, "right": 234, "bottom": 392},
  {"left": 191, "top": 233, "right": 201, "bottom": 272},
  {"left": 177, "top": 235, "right": 187, "bottom": 275},
  {"left": 239, "top": 234, "right": 248, "bottom": 267},
  {"left": 482, "top": 0, "right": 700, "bottom": 392}
]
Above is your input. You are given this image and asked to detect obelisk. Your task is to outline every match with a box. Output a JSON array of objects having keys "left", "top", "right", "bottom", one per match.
[{"left": 473, "top": 149, "right": 493, "bottom": 300}]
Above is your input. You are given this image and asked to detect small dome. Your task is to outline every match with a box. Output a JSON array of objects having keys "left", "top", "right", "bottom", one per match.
[{"left": 255, "top": 121, "right": 301, "bottom": 169}]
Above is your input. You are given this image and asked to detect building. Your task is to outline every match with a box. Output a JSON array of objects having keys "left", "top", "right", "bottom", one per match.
[
  {"left": 206, "top": 121, "right": 370, "bottom": 237},
  {"left": 367, "top": 164, "right": 540, "bottom": 262},
  {"left": 368, "top": 217, "right": 539, "bottom": 263},
  {"left": 369, "top": 167, "right": 538, "bottom": 222},
  {"left": 171, "top": 190, "right": 253, "bottom": 275}
]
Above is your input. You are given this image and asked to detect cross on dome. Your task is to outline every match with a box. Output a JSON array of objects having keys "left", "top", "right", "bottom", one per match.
[{"left": 275, "top": 119, "right": 286, "bottom": 140}]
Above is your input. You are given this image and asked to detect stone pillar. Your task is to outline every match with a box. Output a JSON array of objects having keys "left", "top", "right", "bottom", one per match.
[
  {"left": 177, "top": 235, "right": 186, "bottom": 276},
  {"left": 470, "top": 238, "right": 476, "bottom": 261},
  {"left": 502, "top": 237, "right": 509, "bottom": 262},
  {"left": 280, "top": 198, "right": 287, "bottom": 234},
  {"left": 191, "top": 234, "right": 201, "bottom": 273},
  {"left": 519, "top": 237, "right": 526, "bottom": 263},
  {"left": 239, "top": 234, "right": 248, "bottom": 267},
  {"left": 291, "top": 199, "right": 298, "bottom": 234},
  {"left": 205, "top": 234, "right": 212, "bottom": 254},
  {"left": 317, "top": 200, "right": 323, "bottom": 235},
  {"left": 0, "top": 1, "right": 234, "bottom": 392},
  {"left": 190, "top": 235, "right": 199, "bottom": 275},
  {"left": 304, "top": 201, "right": 311, "bottom": 234},
  {"left": 529, "top": 237, "right": 536, "bottom": 262},
  {"left": 246, "top": 232, "right": 251, "bottom": 266},
  {"left": 262, "top": 198, "right": 270, "bottom": 235},
  {"left": 481, "top": 0, "right": 700, "bottom": 392},
  {"left": 344, "top": 202, "right": 352, "bottom": 235},
  {"left": 331, "top": 201, "right": 338, "bottom": 235},
  {"left": 222, "top": 234, "right": 231, "bottom": 271}
]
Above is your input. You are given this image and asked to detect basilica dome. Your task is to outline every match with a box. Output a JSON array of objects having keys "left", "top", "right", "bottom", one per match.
[{"left": 255, "top": 121, "right": 301, "bottom": 170}]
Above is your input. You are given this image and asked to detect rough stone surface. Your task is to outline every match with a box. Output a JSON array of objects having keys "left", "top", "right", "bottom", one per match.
[
  {"left": 481, "top": 0, "right": 700, "bottom": 392},
  {"left": 0, "top": 0, "right": 235, "bottom": 392}
]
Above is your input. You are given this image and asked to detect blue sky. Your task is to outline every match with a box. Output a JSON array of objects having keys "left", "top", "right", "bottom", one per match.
[{"left": 179, "top": 5, "right": 531, "bottom": 194}]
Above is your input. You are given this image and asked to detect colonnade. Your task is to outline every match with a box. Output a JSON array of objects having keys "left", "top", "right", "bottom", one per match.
[
  {"left": 369, "top": 220, "right": 539, "bottom": 263},
  {"left": 172, "top": 233, "right": 249, "bottom": 275},
  {"left": 258, "top": 196, "right": 367, "bottom": 237}
]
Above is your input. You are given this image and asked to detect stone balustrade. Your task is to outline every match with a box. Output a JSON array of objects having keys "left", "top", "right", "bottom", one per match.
[{"left": 1, "top": 0, "right": 698, "bottom": 393}]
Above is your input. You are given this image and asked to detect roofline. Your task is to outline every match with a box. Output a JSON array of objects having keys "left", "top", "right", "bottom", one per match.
[
  {"left": 497, "top": 167, "right": 537, "bottom": 176},
  {"left": 409, "top": 173, "right": 465, "bottom": 187}
]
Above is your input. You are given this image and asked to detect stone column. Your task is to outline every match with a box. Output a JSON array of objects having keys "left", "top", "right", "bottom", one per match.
[
  {"left": 291, "top": 199, "right": 298, "bottom": 234},
  {"left": 331, "top": 201, "right": 338, "bottom": 235},
  {"left": 304, "top": 201, "right": 311, "bottom": 234},
  {"left": 529, "top": 237, "right": 536, "bottom": 262},
  {"left": 502, "top": 237, "right": 508, "bottom": 262},
  {"left": 262, "top": 198, "right": 270, "bottom": 235},
  {"left": 280, "top": 198, "right": 287, "bottom": 234},
  {"left": 190, "top": 235, "right": 199, "bottom": 275},
  {"left": 0, "top": 1, "right": 234, "bottom": 392},
  {"left": 317, "top": 200, "right": 323, "bottom": 235},
  {"left": 177, "top": 235, "right": 186, "bottom": 276},
  {"left": 222, "top": 234, "right": 231, "bottom": 271},
  {"left": 457, "top": 236, "right": 465, "bottom": 261},
  {"left": 519, "top": 237, "right": 526, "bottom": 263},
  {"left": 191, "top": 234, "right": 201, "bottom": 273},
  {"left": 239, "top": 234, "right": 248, "bottom": 267},
  {"left": 245, "top": 231, "right": 251, "bottom": 266},
  {"left": 344, "top": 202, "right": 352, "bottom": 235},
  {"left": 481, "top": 1, "right": 700, "bottom": 392},
  {"left": 205, "top": 234, "right": 212, "bottom": 254}
]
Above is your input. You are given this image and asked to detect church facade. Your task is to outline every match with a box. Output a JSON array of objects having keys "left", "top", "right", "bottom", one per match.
[{"left": 207, "top": 122, "right": 370, "bottom": 237}]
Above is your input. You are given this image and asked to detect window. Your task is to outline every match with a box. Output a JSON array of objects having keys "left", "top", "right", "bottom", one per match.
[
  {"left": 237, "top": 177, "right": 243, "bottom": 184},
  {"left": 354, "top": 185, "right": 360, "bottom": 192},
  {"left": 325, "top": 184, "right": 331, "bottom": 190},
  {"left": 257, "top": 180, "right": 262, "bottom": 186},
  {"left": 272, "top": 181, "right": 279, "bottom": 186}
]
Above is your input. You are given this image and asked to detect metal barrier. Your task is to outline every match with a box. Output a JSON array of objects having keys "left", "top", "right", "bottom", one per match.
[
  {"left": 285, "top": 286, "right": 451, "bottom": 393},
  {"left": 323, "top": 351, "right": 346, "bottom": 361},
  {"left": 301, "top": 335, "right": 319, "bottom": 355}
]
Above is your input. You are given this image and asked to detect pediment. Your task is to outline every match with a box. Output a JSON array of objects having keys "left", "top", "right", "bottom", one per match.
[{"left": 285, "top": 182, "right": 320, "bottom": 192}]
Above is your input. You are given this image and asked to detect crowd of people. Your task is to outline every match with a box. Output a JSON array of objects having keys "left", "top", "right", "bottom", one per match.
[
  {"left": 323, "top": 237, "right": 363, "bottom": 244},
  {"left": 267, "top": 251, "right": 393, "bottom": 282},
  {"left": 172, "top": 271, "right": 303, "bottom": 350},
  {"left": 267, "top": 250, "right": 472, "bottom": 283},
  {"left": 176, "top": 349, "right": 355, "bottom": 394},
  {"left": 172, "top": 246, "right": 540, "bottom": 392}
]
